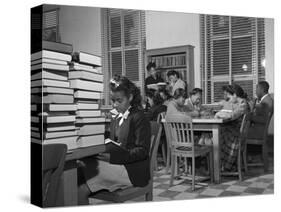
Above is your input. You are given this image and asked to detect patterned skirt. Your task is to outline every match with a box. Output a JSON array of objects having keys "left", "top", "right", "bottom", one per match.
[{"left": 220, "top": 120, "right": 241, "bottom": 171}]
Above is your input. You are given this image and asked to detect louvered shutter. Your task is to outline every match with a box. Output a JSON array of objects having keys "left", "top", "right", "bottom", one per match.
[
  {"left": 200, "top": 15, "right": 265, "bottom": 103},
  {"left": 43, "top": 10, "right": 59, "bottom": 42}
]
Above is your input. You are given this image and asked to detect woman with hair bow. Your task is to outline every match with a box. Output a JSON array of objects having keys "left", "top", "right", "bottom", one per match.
[{"left": 77, "top": 76, "right": 151, "bottom": 205}]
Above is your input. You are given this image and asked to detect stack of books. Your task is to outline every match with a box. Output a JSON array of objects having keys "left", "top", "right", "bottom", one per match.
[
  {"left": 31, "top": 41, "right": 78, "bottom": 151},
  {"left": 70, "top": 52, "right": 105, "bottom": 148}
]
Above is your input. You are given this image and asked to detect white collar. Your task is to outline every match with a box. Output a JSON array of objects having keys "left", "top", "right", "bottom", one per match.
[
  {"left": 259, "top": 94, "right": 269, "bottom": 103},
  {"left": 117, "top": 106, "right": 131, "bottom": 126}
]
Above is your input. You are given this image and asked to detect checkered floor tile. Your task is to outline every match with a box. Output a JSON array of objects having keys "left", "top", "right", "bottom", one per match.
[{"left": 89, "top": 155, "right": 274, "bottom": 205}]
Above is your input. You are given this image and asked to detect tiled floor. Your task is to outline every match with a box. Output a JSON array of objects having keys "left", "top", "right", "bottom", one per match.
[{"left": 89, "top": 154, "right": 274, "bottom": 205}]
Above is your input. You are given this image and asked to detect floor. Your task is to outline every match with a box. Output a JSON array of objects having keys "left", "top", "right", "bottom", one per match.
[{"left": 89, "top": 151, "right": 274, "bottom": 205}]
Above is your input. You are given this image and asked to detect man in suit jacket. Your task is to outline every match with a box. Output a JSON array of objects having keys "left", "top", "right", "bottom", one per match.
[{"left": 248, "top": 81, "right": 273, "bottom": 139}]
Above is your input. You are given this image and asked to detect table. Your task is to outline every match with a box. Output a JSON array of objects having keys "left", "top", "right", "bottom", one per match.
[
  {"left": 162, "top": 117, "right": 228, "bottom": 184},
  {"left": 61, "top": 145, "right": 106, "bottom": 206}
]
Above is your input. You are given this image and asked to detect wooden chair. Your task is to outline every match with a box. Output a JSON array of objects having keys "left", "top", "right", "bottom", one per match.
[
  {"left": 166, "top": 115, "right": 213, "bottom": 191},
  {"left": 42, "top": 143, "right": 67, "bottom": 207},
  {"left": 244, "top": 112, "right": 273, "bottom": 172},
  {"left": 89, "top": 121, "right": 162, "bottom": 203},
  {"left": 159, "top": 112, "right": 173, "bottom": 174},
  {"left": 154, "top": 112, "right": 168, "bottom": 170},
  {"left": 221, "top": 113, "right": 251, "bottom": 181}
]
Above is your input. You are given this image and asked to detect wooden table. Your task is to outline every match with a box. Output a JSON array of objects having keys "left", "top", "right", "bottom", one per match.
[
  {"left": 162, "top": 117, "right": 228, "bottom": 184},
  {"left": 61, "top": 145, "right": 106, "bottom": 206}
]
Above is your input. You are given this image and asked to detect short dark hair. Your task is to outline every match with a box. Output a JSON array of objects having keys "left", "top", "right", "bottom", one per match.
[
  {"left": 146, "top": 62, "right": 156, "bottom": 71},
  {"left": 167, "top": 70, "right": 179, "bottom": 78},
  {"left": 159, "top": 88, "right": 172, "bottom": 100},
  {"left": 190, "top": 88, "right": 203, "bottom": 96},
  {"left": 173, "top": 88, "right": 186, "bottom": 99},
  {"left": 258, "top": 81, "right": 269, "bottom": 93}
]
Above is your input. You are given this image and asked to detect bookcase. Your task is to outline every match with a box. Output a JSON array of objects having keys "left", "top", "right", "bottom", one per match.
[{"left": 146, "top": 45, "right": 195, "bottom": 93}]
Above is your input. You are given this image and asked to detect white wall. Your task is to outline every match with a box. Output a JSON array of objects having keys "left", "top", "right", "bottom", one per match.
[
  {"left": 59, "top": 5, "right": 102, "bottom": 56},
  {"left": 145, "top": 11, "right": 201, "bottom": 87}
]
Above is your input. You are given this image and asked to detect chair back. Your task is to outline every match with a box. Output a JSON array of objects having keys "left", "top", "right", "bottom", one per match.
[
  {"left": 239, "top": 113, "right": 251, "bottom": 149},
  {"left": 263, "top": 111, "right": 273, "bottom": 139},
  {"left": 149, "top": 121, "right": 162, "bottom": 178},
  {"left": 42, "top": 143, "right": 67, "bottom": 207},
  {"left": 165, "top": 114, "right": 194, "bottom": 152}
]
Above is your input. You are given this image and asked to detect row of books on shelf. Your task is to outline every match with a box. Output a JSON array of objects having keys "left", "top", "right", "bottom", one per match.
[
  {"left": 31, "top": 41, "right": 106, "bottom": 152},
  {"left": 151, "top": 54, "right": 186, "bottom": 68}
]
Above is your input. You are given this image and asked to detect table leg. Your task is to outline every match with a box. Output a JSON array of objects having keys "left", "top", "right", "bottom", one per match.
[
  {"left": 212, "top": 126, "right": 221, "bottom": 183},
  {"left": 63, "top": 168, "right": 78, "bottom": 206}
]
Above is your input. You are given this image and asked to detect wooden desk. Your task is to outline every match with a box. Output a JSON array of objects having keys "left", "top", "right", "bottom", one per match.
[
  {"left": 62, "top": 145, "right": 106, "bottom": 206},
  {"left": 162, "top": 118, "right": 228, "bottom": 184}
]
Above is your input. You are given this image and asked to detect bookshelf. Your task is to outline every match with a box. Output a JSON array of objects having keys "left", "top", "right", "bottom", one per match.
[{"left": 146, "top": 45, "right": 195, "bottom": 93}]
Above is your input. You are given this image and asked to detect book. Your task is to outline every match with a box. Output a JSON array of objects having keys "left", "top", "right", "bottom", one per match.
[
  {"left": 78, "top": 134, "right": 104, "bottom": 148},
  {"left": 69, "top": 71, "right": 103, "bottom": 82},
  {"left": 76, "top": 110, "right": 101, "bottom": 117},
  {"left": 72, "top": 52, "right": 101, "bottom": 66},
  {"left": 31, "top": 115, "right": 76, "bottom": 124},
  {"left": 31, "top": 63, "right": 69, "bottom": 72},
  {"left": 31, "top": 79, "right": 70, "bottom": 88},
  {"left": 31, "top": 70, "right": 68, "bottom": 81},
  {"left": 31, "top": 87, "right": 74, "bottom": 95},
  {"left": 31, "top": 94, "right": 74, "bottom": 104},
  {"left": 70, "top": 79, "right": 103, "bottom": 92},
  {"left": 47, "top": 104, "right": 77, "bottom": 111},
  {"left": 78, "top": 124, "right": 105, "bottom": 136},
  {"left": 46, "top": 125, "right": 76, "bottom": 132},
  {"left": 69, "top": 62, "right": 102, "bottom": 74},
  {"left": 31, "top": 104, "right": 37, "bottom": 111},
  {"left": 76, "top": 117, "right": 105, "bottom": 124},
  {"left": 32, "top": 136, "right": 78, "bottom": 151},
  {"left": 31, "top": 58, "right": 68, "bottom": 66},
  {"left": 74, "top": 90, "right": 101, "bottom": 99},
  {"left": 104, "top": 138, "right": 121, "bottom": 146},
  {"left": 77, "top": 102, "right": 99, "bottom": 110},
  {"left": 31, "top": 50, "right": 72, "bottom": 62},
  {"left": 42, "top": 40, "right": 73, "bottom": 54},
  {"left": 31, "top": 130, "right": 77, "bottom": 139}
]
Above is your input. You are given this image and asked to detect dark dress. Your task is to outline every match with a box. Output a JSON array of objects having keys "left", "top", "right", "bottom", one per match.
[
  {"left": 145, "top": 104, "right": 167, "bottom": 121},
  {"left": 81, "top": 106, "right": 151, "bottom": 192}
]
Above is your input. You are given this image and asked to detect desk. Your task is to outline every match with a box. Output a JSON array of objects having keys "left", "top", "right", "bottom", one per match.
[
  {"left": 162, "top": 118, "right": 228, "bottom": 184},
  {"left": 62, "top": 145, "right": 106, "bottom": 206}
]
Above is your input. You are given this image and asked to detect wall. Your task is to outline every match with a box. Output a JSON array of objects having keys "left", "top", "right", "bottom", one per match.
[
  {"left": 145, "top": 11, "right": 201, "bottom": 87},
  {"left": 59, "top": 5, "right": 102, "bottom": 56}
]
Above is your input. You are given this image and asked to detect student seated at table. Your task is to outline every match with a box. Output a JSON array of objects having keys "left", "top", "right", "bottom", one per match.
[
  {"left": 215, "top": 84, "right": 250, "bottom": 171},
  {"left": 166, "top": 88, "right": 199, "bottom": 118},
  {"left": 167, "top": 70, "right": 186, "bottom": 96},
  {"left": 247, "top": 81, "right": 273, "bottom": 139},
  {"left": 145, "top": 90, "right": 167, "bottom": 121},
  {"left": 77, "top": 77, "right": 151, "bottom": 205},
  {"left": 159, "top": 88, "right": 173, "bottom": 106}
]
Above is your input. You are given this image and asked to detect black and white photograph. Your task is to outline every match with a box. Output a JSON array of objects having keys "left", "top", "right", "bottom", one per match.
[{"left": 30, "top": 3, "right": 274, "bottom": 208}]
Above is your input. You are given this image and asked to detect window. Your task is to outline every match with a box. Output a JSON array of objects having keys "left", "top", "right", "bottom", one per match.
[
  {"left": 200, "top": 15, "right": 265, "bottom": 103},
  {"left": 43, "top": 9, "right": 60, "bottom": 42},
  {"left": 101, "top": 9, "right": 146, "bottom": 105}
]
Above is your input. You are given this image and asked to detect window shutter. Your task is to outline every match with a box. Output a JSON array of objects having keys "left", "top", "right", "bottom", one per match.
[
  {"left": 110, "top": 16, "right": 122, "bottom": 48},
  {"left": 125, "top": 49, "right": 139, "bottom": 81},
  {"left": 124, "top": 12, "right": 139, "bottom": 47},
  {"left": 43, "top": 10, "right": 59, "bottom": 42},
  {"left": 200, "top": 14, "right": 265, "bottom": 103},
  {"left": 111, "top": 51, "right": 123, "bottom": 77}
]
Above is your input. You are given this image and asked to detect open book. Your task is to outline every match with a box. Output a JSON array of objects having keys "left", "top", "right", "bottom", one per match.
[{"left": 104, "top": 138, "right": 121, "bottom": 146}]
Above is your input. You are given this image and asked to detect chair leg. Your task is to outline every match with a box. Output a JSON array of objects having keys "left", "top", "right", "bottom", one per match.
[
  {"left": 166, "top": 147, "right": 171, "bottom": 174},
  {"left": 208, "top": 152, "right": 214, "bottom": 183},
  {"left": 243, "top": 144, "right": 248, "bottom": 173},
  {"left": 238, "top": 150, "right": 243, "bottom": 181},
  {"left": 192, "top": 157, "right": 195, "bottom": 191},
  {"left": 161, "top": 143, "right": 167, "bottom": 165},
  {"left": 262, "top": 142, "right": 268, "bottom": 173},
  {"left": 169, "top": 154, "right": 176, "bottom": 187},
  {"left": 145, "top": 191, "right": 153, "bottom": 201}
]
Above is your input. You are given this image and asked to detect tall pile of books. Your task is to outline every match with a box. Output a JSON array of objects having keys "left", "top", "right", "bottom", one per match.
[
  {"left": 31, "top": 41, "right": 78, "bottom": 151},
  {"left": 69, "top": 52, "right": 105, "bottom": 148}
]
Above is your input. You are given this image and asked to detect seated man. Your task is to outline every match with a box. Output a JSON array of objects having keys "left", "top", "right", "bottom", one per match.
[
  {"left": 185, "top": 88, "right": 203, "bottom": 111},
  {"left": 248, "top": 81, "right": 273, "bottom": 139}
]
